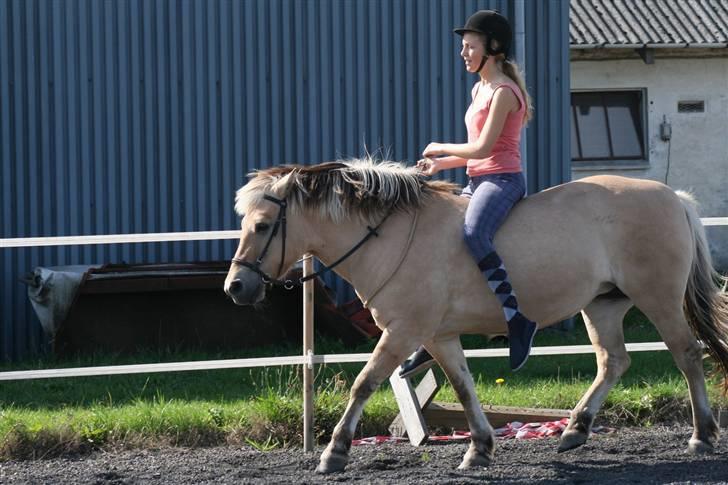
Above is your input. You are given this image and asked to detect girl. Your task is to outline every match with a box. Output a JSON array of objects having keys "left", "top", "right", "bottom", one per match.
[{"left": 401, "top": 10, "right": 537, "bottom": 377}]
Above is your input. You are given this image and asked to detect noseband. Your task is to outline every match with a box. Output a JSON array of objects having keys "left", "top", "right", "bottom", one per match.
[{"left": 231, "top": 194, "right": 392, "bottom": 290}]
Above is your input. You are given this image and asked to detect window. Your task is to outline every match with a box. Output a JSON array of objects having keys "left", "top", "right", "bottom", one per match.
[{"left": 571, "top": 90, "right": 646, "bottom": 168}]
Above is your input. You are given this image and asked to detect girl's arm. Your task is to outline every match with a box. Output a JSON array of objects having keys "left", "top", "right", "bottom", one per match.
[
  {"left": 423, "top": 87, "right": 518, "bottom": 160},
  {"left": 432, "top": 156, "right": 468, "bottom": 170},
  {"left": 416, "top": 155, "right": 467, "bottom": 176}
]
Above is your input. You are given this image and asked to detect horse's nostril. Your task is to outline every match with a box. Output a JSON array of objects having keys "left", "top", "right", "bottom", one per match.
[{"left": 229, "top": 279, "right": 243, "bottom": 293}]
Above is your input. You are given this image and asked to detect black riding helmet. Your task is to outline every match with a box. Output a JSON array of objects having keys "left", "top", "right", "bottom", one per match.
[{"left": 454, "top": 10, "right": 512, "bottom": 72}]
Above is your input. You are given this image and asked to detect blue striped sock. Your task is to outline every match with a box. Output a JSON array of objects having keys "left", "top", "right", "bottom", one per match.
[{"left": 479, "top": 251, "right": 521, "bottom": 323}]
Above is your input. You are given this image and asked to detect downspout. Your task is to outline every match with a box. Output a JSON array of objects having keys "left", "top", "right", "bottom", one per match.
[{"left": 514, "top": 0, "right": 528, "bottom": 190}]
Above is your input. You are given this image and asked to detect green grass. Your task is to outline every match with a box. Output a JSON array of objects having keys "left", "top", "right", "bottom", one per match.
[{"left": 0, "top": 308, "right": 725, "bottom": 459}]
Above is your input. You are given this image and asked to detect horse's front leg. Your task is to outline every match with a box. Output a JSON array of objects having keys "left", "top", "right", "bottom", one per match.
[
  {"left": 428, "top": 337, "right": 495, "bottom": 468},
  {"left": 316, "top": 326, "right": 417, "bottom": 474}
]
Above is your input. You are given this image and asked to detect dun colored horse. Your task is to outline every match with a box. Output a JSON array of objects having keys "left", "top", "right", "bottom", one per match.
[{"left": 224, "top": 159, "right": 728, "bottom": 473}]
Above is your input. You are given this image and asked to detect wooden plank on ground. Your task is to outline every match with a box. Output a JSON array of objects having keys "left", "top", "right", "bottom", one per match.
[
  {"left": 388, "top": 369, "right": 440, "bottom": 437},
  {"left": 388, "top": 369, "right": 437, "bottom": 446},
  {"left": 423, "top": 402, "right": 571, "bottom": 430}
]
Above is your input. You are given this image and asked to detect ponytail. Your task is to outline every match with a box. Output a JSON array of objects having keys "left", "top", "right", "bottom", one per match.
[{"left": 502, "top": 59, "right": 533, "bottom": 125}]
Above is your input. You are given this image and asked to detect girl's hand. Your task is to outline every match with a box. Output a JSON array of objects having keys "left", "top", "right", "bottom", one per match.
[
  {"left": 416, "top": 158, "right": 440, "bottom": 176},
  {"left": 423, "top": 143, "right": 445, "bottom": 158}
]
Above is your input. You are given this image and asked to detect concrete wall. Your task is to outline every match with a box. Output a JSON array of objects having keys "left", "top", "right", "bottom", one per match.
[{"left": 570, "top": 55, "right": 728, "bottom": 269}]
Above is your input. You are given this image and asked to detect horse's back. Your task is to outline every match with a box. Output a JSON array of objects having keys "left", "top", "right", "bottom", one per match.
[
  {"left": 523, "top": 174, "right": 679, "bottom": 220},
  {"left": 509, "top": 174, "right": 688, "bottom": 246},
  {"left": 448, "top": 175, "right": 692, "bottom": 329}
]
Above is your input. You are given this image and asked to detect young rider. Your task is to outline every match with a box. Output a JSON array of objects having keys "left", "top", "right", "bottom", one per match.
[{"left": 401, "top": 10, "right": 538, "bottom": 377}]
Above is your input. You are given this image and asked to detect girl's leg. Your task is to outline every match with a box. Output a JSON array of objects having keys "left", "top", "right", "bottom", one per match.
[
  {"left": 463, "top": 173, "right": 537, "bottom": 371},
  {"left": 399, "top": 181, "right": 476, "bottom": 379},
  {"left": 402, "top": 174, "right": 536, "bottom": 376}
]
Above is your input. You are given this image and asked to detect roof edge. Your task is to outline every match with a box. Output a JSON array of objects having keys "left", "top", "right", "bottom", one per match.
[{"left": 572, "top": 43, "right": 728, "bottom": 49}]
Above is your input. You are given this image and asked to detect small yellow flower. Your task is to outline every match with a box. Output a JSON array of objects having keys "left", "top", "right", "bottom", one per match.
[{"left": 495, "top": 378, "right": 505, "bottom": 385}]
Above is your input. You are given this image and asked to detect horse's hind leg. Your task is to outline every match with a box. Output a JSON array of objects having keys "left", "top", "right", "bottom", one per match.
[
  {"left": 428, "top": 337, "right": 495, "bottom": 468},
  {"left": 316, "top": 323, "right": 416, "bottom": 474},
  {"left": 559, "top": 297, "right": 633, "bottom": 452},
  {"left": 635, "top": 300, "right": 719, "bottom": 454}
]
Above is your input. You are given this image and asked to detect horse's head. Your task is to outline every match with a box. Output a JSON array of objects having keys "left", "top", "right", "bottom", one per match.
[{"left": 224, "top": 167, "right": 303, "bottom": 305}]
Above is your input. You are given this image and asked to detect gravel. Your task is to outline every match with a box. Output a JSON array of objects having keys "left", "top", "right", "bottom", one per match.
[{"left": 1, "top": 426, "right": 727, "bottom": 484}]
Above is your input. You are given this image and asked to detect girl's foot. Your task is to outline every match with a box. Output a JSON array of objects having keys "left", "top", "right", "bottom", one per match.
[
  {"left": 508, "top": 312, "right": 538, "bottom": 371},
  {"left": 398, "top": 347, "right": 435, "bottom": 378}
]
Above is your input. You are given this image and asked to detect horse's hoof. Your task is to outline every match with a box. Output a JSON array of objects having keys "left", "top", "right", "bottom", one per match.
[
  {"left": 558, "top": 430, "right": 588, "bottom": 452},
  {"left": 457, "top": 450, "right": 492, "bottom": 469},
  {"left": 688, "top": 438, "right": 714, "bottom": 455},
  {"left": 315, "top": 452, "right": 349, "bottom": 474}
]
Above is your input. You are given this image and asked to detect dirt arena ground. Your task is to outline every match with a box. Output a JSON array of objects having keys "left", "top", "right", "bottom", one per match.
[{"left": 1, "top": 425, "right": 727, "bottom": 484}]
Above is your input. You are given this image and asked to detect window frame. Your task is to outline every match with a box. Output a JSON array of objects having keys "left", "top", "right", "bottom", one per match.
[{"left": 570, "top": 88, "right": 649, "bottom": 171}]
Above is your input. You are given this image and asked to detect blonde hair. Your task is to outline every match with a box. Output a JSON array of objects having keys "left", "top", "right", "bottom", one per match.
[
  {"left": 483, "top": 36, "right": 534, "bottom": 124},
  {"left": 501, "top": 58, "right": 533, "bottom": 125}
]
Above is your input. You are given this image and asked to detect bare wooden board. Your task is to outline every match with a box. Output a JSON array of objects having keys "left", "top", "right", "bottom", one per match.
[
  {"left": 388, "top": 369, "right": 440, "bottom": 446},
  {"left": 388, "top": 369, "right": 440, "bottom": 438},
  {"left": 423, "top": 402, "right": 571, "bottom": 430}
]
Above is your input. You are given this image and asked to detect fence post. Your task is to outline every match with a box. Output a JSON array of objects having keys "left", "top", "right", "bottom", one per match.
[{"left": 303, "top": 254, "right": 315, "bottom": 452}]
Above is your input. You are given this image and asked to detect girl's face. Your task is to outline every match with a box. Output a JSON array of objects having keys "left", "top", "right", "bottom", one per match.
[{"left": 460, "top": 32, "right": 486, "bottom": 73}]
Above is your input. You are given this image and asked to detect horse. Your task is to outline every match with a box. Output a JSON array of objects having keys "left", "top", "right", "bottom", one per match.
[{"left": 224, "top": 159, "right": 728, "bottom": 473}]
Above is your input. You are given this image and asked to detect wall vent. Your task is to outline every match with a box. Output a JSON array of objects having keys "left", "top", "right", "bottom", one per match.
[{"left": 678, "top": 100, "right": 705, "bottom": 113}]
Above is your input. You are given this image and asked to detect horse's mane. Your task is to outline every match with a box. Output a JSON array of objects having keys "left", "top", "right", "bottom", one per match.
[{"left": 235, "top": 158, "right": 459, "bottom": 222}]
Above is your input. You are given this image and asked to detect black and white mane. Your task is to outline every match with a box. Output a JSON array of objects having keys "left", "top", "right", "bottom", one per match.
[{"left": 235, "top": 158, "right": 458, "bottom": 222}]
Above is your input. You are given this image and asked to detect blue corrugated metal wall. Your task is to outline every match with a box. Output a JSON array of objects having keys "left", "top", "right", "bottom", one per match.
[
  {"left": 0, "top": 0, "right": 570, "bottom": 361},
  {"left": 524, "top": 0, "right": 571, "bottom": 192}
]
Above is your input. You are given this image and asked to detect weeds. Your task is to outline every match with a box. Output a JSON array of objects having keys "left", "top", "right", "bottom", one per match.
[{"left": 244, "top": 436, "right": 279, "bottom": 452}]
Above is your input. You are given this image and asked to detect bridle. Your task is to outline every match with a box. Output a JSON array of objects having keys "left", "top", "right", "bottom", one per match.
[{"left": 231, "top": 194, "right": 392, "bottom": 290}]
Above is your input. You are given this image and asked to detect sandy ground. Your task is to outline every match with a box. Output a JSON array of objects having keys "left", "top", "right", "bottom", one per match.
[{"left": 1, "top": 425, "right": 727, "bottom": 484}]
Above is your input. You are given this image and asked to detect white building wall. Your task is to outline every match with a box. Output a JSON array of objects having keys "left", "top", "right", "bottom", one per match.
[{"left": 571, "top": 57, "right": 728, "bottom": 269}]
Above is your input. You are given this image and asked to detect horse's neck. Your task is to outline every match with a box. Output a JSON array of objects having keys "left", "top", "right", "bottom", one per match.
[
  {"left": 308, "top": 211, "right": 417, "bottom": 301},
  {"left": 309, "top": 197, "right": 465, "bottom": 306},
  {"left": 308, "top": 215, "right": 377, "bottom": 280}
]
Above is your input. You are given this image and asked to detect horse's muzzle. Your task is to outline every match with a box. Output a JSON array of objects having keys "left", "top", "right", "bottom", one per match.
[{"left": 224, "top": 270, "right": 265, "bottom": 305}]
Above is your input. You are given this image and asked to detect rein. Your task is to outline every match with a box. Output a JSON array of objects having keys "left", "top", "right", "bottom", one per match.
[{"left": 231, "top": 194, "right": 393, "bottom": 290}]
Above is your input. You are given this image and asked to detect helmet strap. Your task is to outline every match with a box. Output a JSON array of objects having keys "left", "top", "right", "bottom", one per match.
[{"left": 476, "top": 55, "right": 488, "bottom": 73}]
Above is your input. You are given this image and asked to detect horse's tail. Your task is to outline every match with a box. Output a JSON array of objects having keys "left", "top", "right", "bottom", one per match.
[{"left": 677, "top": 190, "right": 728, "bottom": 389}]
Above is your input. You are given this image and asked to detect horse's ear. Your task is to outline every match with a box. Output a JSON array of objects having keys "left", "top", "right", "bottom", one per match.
[{"left": 270, "top": 171, "right": 297, "bottom": 197}]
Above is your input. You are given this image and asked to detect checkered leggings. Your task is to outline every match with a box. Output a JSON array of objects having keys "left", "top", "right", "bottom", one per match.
[{"left": 461, "top": 172, "right": 526, "bottom": 262}]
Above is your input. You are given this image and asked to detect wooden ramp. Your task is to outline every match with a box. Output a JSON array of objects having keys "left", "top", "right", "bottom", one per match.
[{"left": 389, "top": 368, "right": 570, "bottom": 444}]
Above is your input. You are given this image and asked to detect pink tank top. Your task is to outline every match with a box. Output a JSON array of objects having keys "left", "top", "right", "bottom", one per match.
[{"left": 464, "top": 81, "right": 525, "bottom": 177}]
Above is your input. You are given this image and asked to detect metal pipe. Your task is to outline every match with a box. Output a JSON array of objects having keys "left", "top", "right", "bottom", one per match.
[{"left": 514, "top": 0, "right": 528, "bottom": 185}]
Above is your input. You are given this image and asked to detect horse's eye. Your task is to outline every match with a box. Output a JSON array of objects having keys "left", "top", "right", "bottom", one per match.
[{"left": 254, "top": 222, "right": 270, "bottom": 233}]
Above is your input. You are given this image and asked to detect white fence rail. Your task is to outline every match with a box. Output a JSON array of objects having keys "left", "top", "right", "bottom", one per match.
[
  {"left": 0, "top": 342, "right": 668, "bottom": 382},
  {"left": 704, "top": 218, "right": 728, "bottom": 226},
  {"left": 1, "top": 217, "right": 726, "bottom": 249},
  {"left": 0, "top": 230, "right": 240, "bottom": 248}
]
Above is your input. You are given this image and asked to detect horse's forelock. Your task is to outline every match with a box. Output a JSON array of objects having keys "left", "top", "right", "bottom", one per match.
[{"left": 233, "top": 165, "right": 302, "bottom": 216}]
